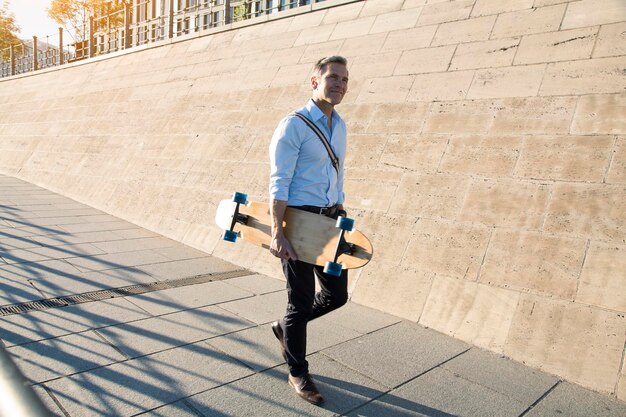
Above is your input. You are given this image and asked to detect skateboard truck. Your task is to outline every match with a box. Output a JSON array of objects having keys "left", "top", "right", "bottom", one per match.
[
  {"left": 222, "top": 192, "right": 249, "bottom": 242},
  {"left": 323, "top": 216, "right": 355, "bottom": 277}
]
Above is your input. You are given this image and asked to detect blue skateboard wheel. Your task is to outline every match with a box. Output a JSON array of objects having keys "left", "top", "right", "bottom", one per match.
[
  {"left": 233, "top": 192, "right": 248, "bottom": 204},
  {"left": 336, "top": 216, "right": 354, "bottom": 232},
  {"left": 324, "top": 261, "right": 343, "bottom": 277},
  {"left": 223, "top": 230, "right": 238, "bottom": 242}
]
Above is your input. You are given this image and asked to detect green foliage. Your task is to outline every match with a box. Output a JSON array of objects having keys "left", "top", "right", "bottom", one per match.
[
  {"left": 48, "top": 0, "right": 126, "bottom": 42},
  {"left": 0, "top": 0, "right": 21, "bottom": 59}
]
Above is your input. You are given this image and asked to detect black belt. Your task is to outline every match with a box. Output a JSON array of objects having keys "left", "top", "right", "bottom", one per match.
[{"left": 293, "top": 205, "right": 339, "bottom": 217}]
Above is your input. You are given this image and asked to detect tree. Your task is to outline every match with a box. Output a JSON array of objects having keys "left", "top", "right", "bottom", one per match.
[
  {"left": 0, "top": 0, "right": 21, "bottom": 60},
  {"left": 48, "top": 0, "right": 125, "bottom": 42}
]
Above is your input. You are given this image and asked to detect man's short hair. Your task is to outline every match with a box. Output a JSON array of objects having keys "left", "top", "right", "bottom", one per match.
[{"left": 313, "top": 56, "right": 348, "bottom": 75}]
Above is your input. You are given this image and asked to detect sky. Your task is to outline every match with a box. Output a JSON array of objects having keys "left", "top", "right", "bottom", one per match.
[{"left": 5, "top": 0, "right": 61, "bottom": 40}]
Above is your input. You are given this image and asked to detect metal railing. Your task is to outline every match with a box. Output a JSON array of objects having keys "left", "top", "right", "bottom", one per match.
[
  {"left": 0, "top": 0, "right": 327, "bottom": 79},
  {"left": 0, "top": 344, "right": 51, "bottom": 417}
]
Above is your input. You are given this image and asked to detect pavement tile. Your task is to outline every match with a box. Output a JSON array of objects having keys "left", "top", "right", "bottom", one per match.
[
  {"left": 150, "top": 244, "right": 210, "bottom": 261},
  {"left": 1, "top": 243, "right": 106, "bottom": 264},
  {"left": 524, "top": 381, "right": 626, "bottom": 417},
  {"left": 0, "top": 298, "right": 152, "bottom": 347},
  {"left": 91, "top": 237, "right": 179, "bottom": 254},
  {"left": 97, "top": 305, "right": 254, "bottom": 358},
  {"left": 59, "top": 220, "right": 141, "bottom": 234},
  {"left": 381, "top": 367, "right": 528, "bottom": 417},
  {"left": 7, "top": 330, "right": 126, "bottom": 383},
  {"left": 29, "top": 267, "right": 155, "bottom": 298},
  {"left": 137, "top": 400, "right": 200, "bottom": 417},
  {"left": 112, "top": 228, "right": 161, "bottom": 239},
  {"left": 45, "top": 342, "right": 255, "bottom": 416},
  {"left": 0, "top": 235, "right": 43, "bottom": 250},
  {"left": 0, "top": 275, "right": 46, "bottom": 305},
  {"left": 222, "top": 273, "right": 286, "bottom": 295},
  {"left": 125, "top": 280, "right": 254, "bottom": 315},
  {"left": 32, "top": 386, "right": 65, "bottom": 417},
  {"left": 317, "top": 302, "right": 402, "bottom": 335},
  {"left": 207, "top": 323, "right": 288, "bottom": 372},
  {"left": 138, "top": 257, "right": 239, "bottom": 280},
  {"left": 322, "top": 321, "right": 470, "bottom": 389},
  {"left": 441, "top": 348, "right": 558, "bottom": 406},
  {"left": 219, "top": 290, "right": 288, "bottom": 324},
  {"left": 188, "top": 354, "right": 388, "bottom": 417},
  {"left": 65, "top": 250, "right": 172, "bottom": 272},
  {"left": 30, "top": 230, "right": 126, "bottom": 246}
]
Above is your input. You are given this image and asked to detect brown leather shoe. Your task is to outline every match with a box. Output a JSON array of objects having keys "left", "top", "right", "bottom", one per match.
[
  {"left": 271, "top": 321, "right": 288, "bottom": 362},
  {"left": 288, "top": 373, "right": 324, "bottom": 406}
]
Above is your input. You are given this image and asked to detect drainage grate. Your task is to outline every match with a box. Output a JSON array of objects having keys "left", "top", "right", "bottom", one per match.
[{"left": 0, "top": 269, "right": 251, "bottom": 317}]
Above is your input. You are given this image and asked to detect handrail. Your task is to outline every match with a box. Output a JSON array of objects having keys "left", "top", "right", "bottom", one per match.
[
  {"left": 0, "top": 0, "right": 331, "bottom": 79},
  {"left": 0, "top": 344, "right": 51, "bottom": 417}
]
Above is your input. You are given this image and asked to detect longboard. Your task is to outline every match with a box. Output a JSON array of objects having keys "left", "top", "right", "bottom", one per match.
[{"left": 215, "top": 193, "right": 372, "bottom": 275}]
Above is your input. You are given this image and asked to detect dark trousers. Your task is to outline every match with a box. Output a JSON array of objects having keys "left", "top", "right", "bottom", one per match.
[{"left": 280, "top": 259, "right": 348, "bottom": 377}]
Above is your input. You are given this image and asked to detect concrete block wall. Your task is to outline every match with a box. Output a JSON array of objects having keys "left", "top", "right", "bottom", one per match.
[{"left": 0, "top": 0, "right": 625, "bottom": 400}]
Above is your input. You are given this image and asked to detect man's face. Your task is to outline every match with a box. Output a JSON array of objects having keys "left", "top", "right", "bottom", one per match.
[{"left": 311, "top": 62, "right": 349, "bottom": 106}]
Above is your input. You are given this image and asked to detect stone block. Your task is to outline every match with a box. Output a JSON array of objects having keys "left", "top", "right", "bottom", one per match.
[
  {"left": 561, "top": 0, "right": 626, "bottom": 30},
  {"left": 607, "top": 136, "right": 626, "bottom": 184},
  {"left": 356, "top": 75, "right": 415, "bottom": 103},
  {"left": 539, "top": 56, "right": 626, "bottom": 96},
  {"left": 390, "top": 173, "right": 471, "bottom": 220},
  {"left": 380, "top": 134, "right": 447, "bottom": 173},
  {"left": 525, "top": 381, "right": 626, "bottom": 417},
  {"left": 8, "top": 331, "right": 126, "bottom": 383},
  {"left": 343, "top": 133, "right": 388, "bottom": 169},
  {"left": 439, "top": 135, "right": 522, "bottom": 177},
  {"left": 472, "top": 0, "right": 534, "bottom": 16},
  {"left": 293, "top": 23, "right": 335, "bottom": 46},
  {"left": 468, "top": 64, "right": 545, "bottom": 99},
  {"left": 322, "top": 321, "right": 469, "bottom": 388},
  {"left": 370, "top": 8, "right": 422, "bottom": 34},
  {"left": 287, "top": 9, "right": 326, "bottom": 32},
  {"left": 491, "top": 4, "right": 567, "bottom": 39},
  {"left": 347, "top": 51, "right": 402, "bottom": 79},
  {"left": 571, "top": 94, "right": 626, "bottom": 135},
  {"left": 343, "top": 177, "right": 397, "bottom": 212},
  {"left": 359, "top": 0, "right": 405, "bottom": 17},
  {"left": 593, "top": 22, "right": 626, "bottom": 58},
  {"left": 381, "top": 25, "right": 438, "bottom": 52},
  {"left": 322, "top": 1, "right": 363, "bottom": 24},
  {"left": 339, "top": 32, "right": 387, "bottom": 56},
  {"left": 408, "top": 70, "right": 475, "bottom": 101},
  {"left": 576, "top": 242, "right": 626, "bottom": 312},
  {"left": 460, "top": 179, "right": 551, "bottom": 230},
  {"left": 45, "top": 342, "right": 254, "bottom": 416},
  {"left": 515, "top": 135, "right": 613, "bottom": 182},
  {"left": 401, "top": 218, "right": 491, "bottom": 280},
  {"left": 417, "top": 0, "right": 474, "bottom": 26},
  {"left": 329, "top": 16, "right": 376, "bottom": 40},
  {"left": 505, "top": 295, "right": 626, "bottom": 394},
  {"left": 490, "top": 96, "right": 577, "bottom": 134},
  {"left": 366, "top": 102, "right": 431, "bottom": 134},
  {"left": 441, "top": 348, "right": 559, "bottom": 406},
  {"left": 352, "top": 211, "right": 417, "bottom": 266},
  {"left": 270, "top": 62, "right": 312, "bottom": 87},
  {"left": 299, "top": 39, "right": 344, "bottom": 64},
  {"left": 450, "top": 38, "right": 520, "bottom": 70},
  {"left": 544, "top": 183, "right": 626, "bottom": 243},
  {"left": 424, "top": 99, "right": 498, "bottom": 134},
  {"left": 432, "top": 15, "right": 497, "bottom": 46},
  {"left": 394, "top": 45, "right": 456, "bottom": 75},
  {"left": 480, "top": 230, "right": 587, "bottom": 299},
  {"left": 420, "top": 276, "right": 520, "bottom": 352},
  {"left": 515, "top": 27, "right": 598, "bottom": 65},
  {"left": 351, "top": 262, "right": 433, "bottom": 322},
  {"left": 403, "top": 0, "right": 427, "bottom": 9}
]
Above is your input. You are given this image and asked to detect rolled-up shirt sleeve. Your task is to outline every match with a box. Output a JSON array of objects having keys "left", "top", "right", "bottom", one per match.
[{"left": 269, "top": 117, "right": 300, "bottom": 201}]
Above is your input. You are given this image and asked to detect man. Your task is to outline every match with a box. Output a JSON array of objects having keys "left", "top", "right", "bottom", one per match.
[{"left": 268, "top": 56, "right": 350, "bottom": 406}]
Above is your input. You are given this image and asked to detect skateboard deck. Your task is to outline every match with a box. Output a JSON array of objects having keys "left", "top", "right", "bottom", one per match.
[{"left": 215, "top": 194, "right": 372, "bottom": 273}]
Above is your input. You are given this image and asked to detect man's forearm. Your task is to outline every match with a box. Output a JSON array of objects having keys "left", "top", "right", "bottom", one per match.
[{"left": 270, "top": 199, "right": 288, "bottom": 237}]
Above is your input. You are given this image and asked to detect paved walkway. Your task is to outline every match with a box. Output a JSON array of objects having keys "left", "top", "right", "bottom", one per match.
[{"left": 1, "top": 173, "right": 625, "bottom": 417}]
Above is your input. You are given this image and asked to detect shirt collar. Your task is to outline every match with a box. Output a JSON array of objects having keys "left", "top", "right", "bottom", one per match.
[{"left": 306, "top": 99, "right": 340, "bottom": 124}]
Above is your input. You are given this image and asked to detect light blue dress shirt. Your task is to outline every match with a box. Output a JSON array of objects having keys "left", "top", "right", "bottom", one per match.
[{"left": 269, "top": 99, "right": 347, "bottom": 207}]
